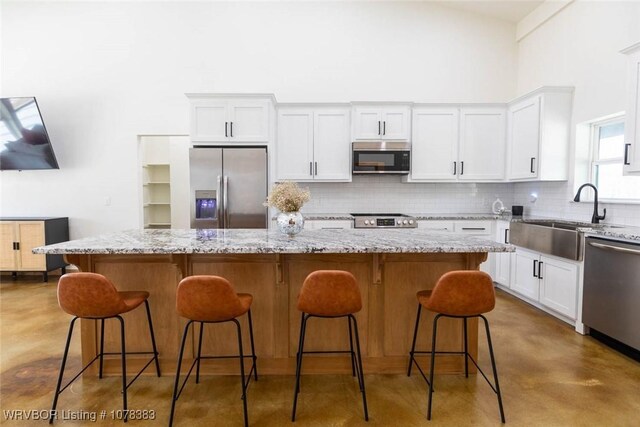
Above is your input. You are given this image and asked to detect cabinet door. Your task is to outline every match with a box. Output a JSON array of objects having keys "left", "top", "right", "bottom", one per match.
[
  {"left": 16, "top": 222, "right": 46, "bottom": 270},
  {"left": 191, "top": 101, "right": 229, "bottom": 142},
  {"left": 509, "top": 96, "right": 541, "bottom": 180},
  {"left": 411, "top": 108, "right": 459, "bottom": 180},
  {"left": 511, "top": 249, "right": 539, "bottom": 300},
  {"left": 494, "top": 221, "right": 511, "bottom": 286},
  {"left": 353, "top": 107, "right": 382, "bottom": 140},
  {"left": 382, "top": 107, "right": 411, "bottom": 140},
  {"left": 459, "top": 108, "right": 506, "bottom": 181},
  {"left": 0, "top": 222, "right": 17, "bottom": 270},
  {"left": 229, "top": 101, "right": 269, "bottom": 142},
  {"left": 313, "top": 110, "right": 351, "bottom": 180},
  {"left": 624, "top": 51, "right": 640, "bottom": 174},
  {"left": 539, "top": 255, "right": 578, "bottom": 319},
  {"left": 276, "top": 110, "right": 314, "bottom": 180}
]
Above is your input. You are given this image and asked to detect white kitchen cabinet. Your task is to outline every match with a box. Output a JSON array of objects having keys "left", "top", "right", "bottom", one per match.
[
  {"left": 409, "top": 106, "right": 505, "bottom": 182},
  {"left": 352, "top": 105, "right": 411, "bottom": 141},
  {"left": 187, "top": 95, "right": 272, "bottom": 143},
  {"left": 510, "top": 247, "right": 579, "bottom": 320},
  {"left": 276, "top": 107, "right": 350, "bottom": 181},
  {"left": 507, "top": 87, "right": 573, "bottom": 181},
  {"left": 622, "top": 42, "right": 640, "bottom": 175},
  {"left": 417, "top": 220, "right": 454, "bottom": 231},
  {"left": 305, "top": 220, "right": 353, "bottom": 230},
  {"left": 494, "top": 220, "right": 512, "bottom": 287}
]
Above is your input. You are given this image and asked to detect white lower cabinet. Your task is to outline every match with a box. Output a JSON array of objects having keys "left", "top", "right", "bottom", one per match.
[
  {"left": 510, "top": 247, "right": 579, "bottom": 321},
  {"left": 304, "top": 220, "right": 353, "bottom": 230}
]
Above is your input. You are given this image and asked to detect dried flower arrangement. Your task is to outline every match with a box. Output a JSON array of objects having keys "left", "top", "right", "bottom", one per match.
[{"left": 264, "top": 181, "right": 311, "bottom": 212}]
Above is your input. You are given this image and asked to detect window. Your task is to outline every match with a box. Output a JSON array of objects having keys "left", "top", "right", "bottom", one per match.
[{"left": 591, "top": 117, "right": 640, "bottom": 201}]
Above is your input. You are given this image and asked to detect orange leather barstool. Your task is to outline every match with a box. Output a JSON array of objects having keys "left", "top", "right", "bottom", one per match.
[
  {"left": 292, "top": 270, "right": 368, "bottom": 422},
  {"left": 169, "top": 275, "right": 257, "bottom": 427},
  {"left": 50, "top": 273, "right": 160, "bottom": 424},
  {"left": 407, "top": 271, "right": 505, "bottom": 423}
]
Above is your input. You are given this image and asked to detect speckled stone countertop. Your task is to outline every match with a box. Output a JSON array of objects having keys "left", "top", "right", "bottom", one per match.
[
  {"left": 299, "top": 213, "right": 504, "bottom": 221},
  {"left": 33, "top": 228, "right": 514, "bottom": 255}
]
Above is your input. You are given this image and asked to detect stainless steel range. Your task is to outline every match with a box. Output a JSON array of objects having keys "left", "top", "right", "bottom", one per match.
[{"left": 352, "top": 213, "right": 417, "bottom": 228}]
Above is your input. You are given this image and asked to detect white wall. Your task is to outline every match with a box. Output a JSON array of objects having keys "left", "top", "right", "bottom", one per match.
[
  {"left": 514, "top": 0, "right": 640, "bottom": 225},
  {"left": 0, "top": 1, "right": 517, "bottom": 238}
]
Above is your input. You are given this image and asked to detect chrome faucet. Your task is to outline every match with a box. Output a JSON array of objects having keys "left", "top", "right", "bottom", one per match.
[{"left": 573, "top": 183, "right": 606, "bottom": 224}]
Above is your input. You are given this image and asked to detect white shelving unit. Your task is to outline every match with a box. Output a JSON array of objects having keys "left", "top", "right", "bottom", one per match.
[{"left": 141, "top": 137, "right": 172, "bottom": 229}]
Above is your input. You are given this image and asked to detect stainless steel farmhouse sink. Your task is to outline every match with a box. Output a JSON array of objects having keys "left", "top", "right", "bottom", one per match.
[{"left": 510, "top": 220, "right": 586, "bottom": 260}]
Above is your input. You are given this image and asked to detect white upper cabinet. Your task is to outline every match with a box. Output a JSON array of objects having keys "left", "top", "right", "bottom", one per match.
[
  {"left": 409, "top": 106, "right": 505, "bottom": 181},
  {"left": 352, "top": 105, "right": 411, "bottom": 141},
  {"left": 507, "top": 87, "right": 573, "bottom": 181},
  {"left": 276, "top": 106, "right": 350, "bottom": 182},
  {"left": 622, "top": 42, "right": 640, "bottom": 175},
  {"left": 459, "top": 107, "right": 506, "bottom": 181},
  {"left": 187, "top": 95, "right": 272, "bottom": 143}
]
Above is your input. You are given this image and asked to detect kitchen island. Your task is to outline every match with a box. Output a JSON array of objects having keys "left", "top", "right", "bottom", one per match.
[{"left": 35, "top": 228, "right": 513, "bottom": 376}]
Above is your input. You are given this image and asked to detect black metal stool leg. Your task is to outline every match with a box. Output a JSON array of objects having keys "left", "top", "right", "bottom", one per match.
[
  {"left": 247, "top": 309, "right": 258, "bottom": 381},
  {"left": 195, "top": 322, "right": 204, "bottom": 384},
  {"left": 116, "top": 315, "right": 128, "bottom": 422},
  {"left": 169, "top": 321, "right": 192, "bottom": 427},
  {"left": 99, "top": 319, "right": 105, "bottom": 379},
  {"left": 350, "top": 315, "right": 369, "bottom": 421},
  {"left": 292, "top": 313, "right": 309, "bottom": 422},
  {"left": 481, "top": 315, "right": 506, "bottom": 423},
  {"left": 463, "top": 317, "right": 469, "bottom": 378},
  {"left": 348, "top": 316, "right": 356, "bottom": 377},
  {"left": 50, "top": 317, "right": 78, "bottom": 424},
  {"left": 233, "top": 319, "right": 249, "bottom": 427},
  {"left": 427, "top": 313, "right": 441, "bottom": 421},
  {"left": 407, "top": 303, "right": 422, "bottom": 377},
  {"left": 349, "top": 316, "right": 363, "bottom": 392},
  {"left": 144, "top": 300, "right": 161, "bottom": 377}
]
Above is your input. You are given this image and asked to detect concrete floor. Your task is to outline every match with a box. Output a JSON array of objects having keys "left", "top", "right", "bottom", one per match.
[{"left": 1, "top": 274, "right": 639, "bottom": 426}]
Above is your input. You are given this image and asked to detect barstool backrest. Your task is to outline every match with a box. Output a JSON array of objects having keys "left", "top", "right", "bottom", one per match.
[
  {"left": 425, "top": 270, "right": 495, "bottom": 316},
  {"left": 297, "top": 270, "right": 362, "bottom": 316},
  {"left": 58, "top": 272, "right": 128, "bottom": 318},
  {"left": 176, "top": 275, "right": 246, "bottom": 322}
]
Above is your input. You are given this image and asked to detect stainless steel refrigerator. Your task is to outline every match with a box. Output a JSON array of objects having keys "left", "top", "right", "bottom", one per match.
[{"left": 189, "top": 147, "right": 268, "bottom": 229}]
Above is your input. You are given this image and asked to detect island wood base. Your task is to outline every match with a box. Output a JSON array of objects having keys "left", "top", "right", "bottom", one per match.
[{"left": 66, "top": 252, "right": 487, "bottom": 376}]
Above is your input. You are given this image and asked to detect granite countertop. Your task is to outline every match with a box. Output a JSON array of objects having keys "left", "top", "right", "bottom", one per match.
[
  {"left": 299, "top": 213, "right": 504, "bottom": 221},
  {"left": 33, "top": 228, "right": 514, "bottom": 255}
]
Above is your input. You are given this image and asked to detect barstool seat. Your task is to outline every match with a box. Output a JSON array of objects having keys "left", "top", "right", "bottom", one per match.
[
  {"left": 408, "top": 270, "right": 505, "bottom": 423},
  {"left": 169, "top": 275, "right": 257, "bottom": 427},
  {"left": 292, "top": 270, "right": 368, "bottom": 422},
  {"left": 50, "top": 273, "right": 161, "bottom": 424}
]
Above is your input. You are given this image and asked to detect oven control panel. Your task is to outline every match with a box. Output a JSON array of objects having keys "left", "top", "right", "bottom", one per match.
[{"left": 352, "top": 214, "right": 417, "bottom": 228}]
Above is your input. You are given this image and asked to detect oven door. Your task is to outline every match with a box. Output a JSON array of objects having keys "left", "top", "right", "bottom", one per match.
[{"left": 352, "top": 149, "right": 410, "bottom": 174}]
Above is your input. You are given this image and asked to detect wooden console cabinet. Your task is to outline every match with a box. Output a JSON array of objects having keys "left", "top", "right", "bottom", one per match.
[{"left": 0, "top": 217, "right": 69, "bottom": 281}]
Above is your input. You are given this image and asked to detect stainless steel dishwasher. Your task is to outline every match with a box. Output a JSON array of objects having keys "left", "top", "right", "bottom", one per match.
[{"left": 583, "top": 236, "right": 640, "bottom": 352}]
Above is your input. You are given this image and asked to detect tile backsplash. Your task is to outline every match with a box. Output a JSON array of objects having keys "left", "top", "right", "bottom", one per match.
[{"left": 301, "top": 176, "right": 640, "bottom": 227}]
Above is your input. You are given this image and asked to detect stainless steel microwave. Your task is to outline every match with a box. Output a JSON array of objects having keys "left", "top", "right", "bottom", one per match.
[{"left": 352, "top": 141, "right": 411, "bottom": 174}]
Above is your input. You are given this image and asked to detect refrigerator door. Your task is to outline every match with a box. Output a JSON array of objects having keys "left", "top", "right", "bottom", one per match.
[
  {"left": 190, "top": 148, "right": 223, "bottom": 229},
  {"left": 223, "top": 148, "right": 268, "bottom": 228}
]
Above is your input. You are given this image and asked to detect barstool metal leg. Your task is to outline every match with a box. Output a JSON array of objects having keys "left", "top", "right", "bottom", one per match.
[
  {"left": 481, "top": 315, "right": 506, "bottom": 423},
  {"left": 169, "top": 321, "right": 193, "bottom": 427},
  {"left": 99, "top": 319, "right": 105, "bottom": 379},
  {"left": 247, "top": 309, "right": 258, "bottom": 381},
  {"left": 292, "top": 313, "right": 309, "bottom": 422},
  {"left": 348, "top": 317, "right": 356, "bottom": 377},
  {"left": 463, "top": 317, "right": 469, "bottom": 378},
  {"left": 233, "top": 319, "right": 249, "bottom": 427},
  {"left": 195, "top": 322, "right": 204, "bottom": 384},
  {"left": 116, "top": 315, "right": 128, "bottom": 422},
  {"left": 50, "top": 317, "right": 78, "bottom": 424},
  {"left": 407, "top": 303, "right": 422, "bottom": 377},
  {"left": 350, "top": 314, "right": 369, "bottom": 421},
  {"left": 143, "top": 300, "right": 161, "bottom": 377},
  {"left": 427, "top": 313, "right": 441, "bottom": 421}
]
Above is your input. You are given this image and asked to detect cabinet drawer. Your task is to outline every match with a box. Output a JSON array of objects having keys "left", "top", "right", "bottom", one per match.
[
  {"left": 305, "top": 220, "right": 353, "bottom": 230},
  {"left": 417, "top": 221, "right": 454, "bottom": 231},
  {"left": 453, "top": 221, "right": 492, "bottom": 235}
]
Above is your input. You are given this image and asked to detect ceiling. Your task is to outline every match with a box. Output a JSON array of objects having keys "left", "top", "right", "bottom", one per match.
[{"left": 437, "top": 0, "right": 545, "bottom": 23}]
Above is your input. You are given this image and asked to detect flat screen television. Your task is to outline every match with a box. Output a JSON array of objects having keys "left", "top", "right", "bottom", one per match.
[{"left": 0, "top": 97, "right": 59, "bottom": 170}]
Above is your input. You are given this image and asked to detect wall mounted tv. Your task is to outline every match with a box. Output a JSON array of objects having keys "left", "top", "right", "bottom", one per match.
[{"left": 0, "top": 97, "right": 59, "bottom": 170}]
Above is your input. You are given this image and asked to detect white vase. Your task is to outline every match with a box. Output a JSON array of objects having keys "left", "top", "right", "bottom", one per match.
[{"left": 276, "top": 211, "right": 305, "bottom": 236}]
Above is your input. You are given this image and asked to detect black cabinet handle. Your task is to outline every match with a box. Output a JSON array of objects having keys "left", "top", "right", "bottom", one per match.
[
  {"left": 538, "top": 261, "right": 543, "bottom": 279},
  {"left": 383, "top": 121, "right": 386, "bottom": 135},
  {"left": 460, "top": 161, "right": 464, "bottom": 175},
  {"left": 309, "top": 162, "right": 313, "bottom": 176},
  {"left": 230, "top": 122, "right": 233, "bottom": 137},
  {"left": 624, "top": 143, "right": 631, "bottom": 165},
  {"left": 533, "top": 259, "right": 538, "bottom": 277},
  {"left": 462, "top": 227, "right": 486, "bottom": 231},
  {"left": 314, "top": 162, "right": 318, "bottom": 176},
  {"left": 504, "top": 229, "right": 509, "bottom": 244},
  {"left": 225, "top": 122, "right": 228, "bottom": 137},
  {"left": 530, "top": 157, "right": 535, "bottom": 173},
  {"left": 378, "top": 121, "right": 381, "bottom": 135},
  {"left": 453, "top": 162, "right": 457, "bottom": 175},
  {"left": 12, "top": 242, "right": 17, "bottom": 250}
]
